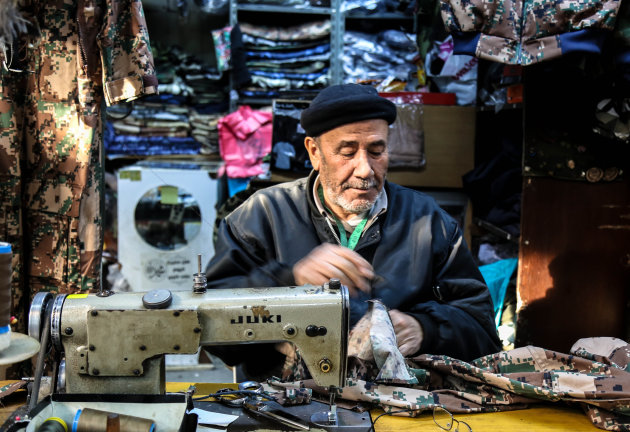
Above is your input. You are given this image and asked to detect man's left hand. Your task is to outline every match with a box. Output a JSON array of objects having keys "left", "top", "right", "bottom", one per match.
[{"left": 389, "top": 309, "right": 423, "bottom": 357}]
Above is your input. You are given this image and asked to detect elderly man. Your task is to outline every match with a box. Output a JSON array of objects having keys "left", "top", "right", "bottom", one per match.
[{"left": 206, "top": 84, "right": 500, "bottom": 380}]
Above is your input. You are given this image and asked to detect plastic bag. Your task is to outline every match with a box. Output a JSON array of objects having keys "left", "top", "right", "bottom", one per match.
[
  {"left": 382, "top": 93, "right": 425, "bottom": 168},
  {"left": 425, "top": 36, "right": 478, "bottom": 105}
]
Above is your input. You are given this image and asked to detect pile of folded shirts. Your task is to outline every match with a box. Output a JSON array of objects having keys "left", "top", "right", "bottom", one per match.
[
  {"left": 239, "top": 20, "right": 332, "bottom": 100},
  {"left": 104, "top": 44, "right": 228, "bottom": 157},
  {"left": 343, "top": 29, "right": 418, "bottom": 87},
  {"left": 104, "top": 103, "right": 200, "bottom": 156},
  {"left": 236, "top": 0, "right": 314, "bottom": 6},
  {"left": 189, "top": 110, "right": 222, "bottom": 155}
]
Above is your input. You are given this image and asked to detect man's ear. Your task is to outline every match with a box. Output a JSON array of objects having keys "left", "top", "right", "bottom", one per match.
[{"left": 304, "top": 136, "right": 321, "bottom": 171}]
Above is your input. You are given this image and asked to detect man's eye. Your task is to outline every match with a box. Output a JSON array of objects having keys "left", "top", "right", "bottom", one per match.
[
  {"left": 369, "top": 150, "right": 384, "bottom": 156},
  {"left": 341, "top": 152, "right": 356, "bottom": 157}
]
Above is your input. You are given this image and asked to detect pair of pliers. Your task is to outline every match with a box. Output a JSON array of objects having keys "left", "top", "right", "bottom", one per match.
[{"left": 242, "top": 396, "right": 310, "bottom": 430}]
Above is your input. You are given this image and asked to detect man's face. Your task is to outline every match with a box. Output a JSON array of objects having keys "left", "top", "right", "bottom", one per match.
[{"left": 305, "top": 118, "right": 389, "bottom": 219}]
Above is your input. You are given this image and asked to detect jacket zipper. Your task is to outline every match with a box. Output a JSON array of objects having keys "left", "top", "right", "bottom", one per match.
[
  {"left": 76, "top": 2, "right": 89, "bottom": 76},
  {"left": 325, "top": 214, "right": 381, "bottom": 249},
  {"left": 324, "top": 217, "right": 342, "bottom": 245}
]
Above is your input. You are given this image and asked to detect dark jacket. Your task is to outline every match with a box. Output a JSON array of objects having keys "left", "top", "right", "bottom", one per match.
[{"left": 206, "top": 171, "right": 501, "bottom": 375}]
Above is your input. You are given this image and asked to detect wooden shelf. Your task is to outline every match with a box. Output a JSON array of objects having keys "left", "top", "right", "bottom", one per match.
[{"left": 385, "top": 105, "right": 476, "bottom": 189}]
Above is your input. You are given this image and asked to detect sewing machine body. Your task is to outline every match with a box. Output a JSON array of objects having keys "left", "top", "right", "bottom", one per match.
[{"left": 39, "top": 284, "right": 348, "bottom": 395}]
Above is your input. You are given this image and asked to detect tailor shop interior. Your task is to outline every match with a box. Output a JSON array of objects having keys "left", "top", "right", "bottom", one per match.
[{"left": 1, "top": 0, "right": 630, "bottom": 430}]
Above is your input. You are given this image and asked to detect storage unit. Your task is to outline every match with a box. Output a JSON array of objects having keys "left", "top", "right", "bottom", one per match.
[
  {"left": 117, "top": 164, "right": 219, "bottom": 292},
  {"left": 228, "top": 0, "right": 415, "bottom": 106}
]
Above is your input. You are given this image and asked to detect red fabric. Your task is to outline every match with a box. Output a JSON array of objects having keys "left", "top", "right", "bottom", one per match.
[{"left": 218, "top": 105, "right": 272, "bottom": 178}]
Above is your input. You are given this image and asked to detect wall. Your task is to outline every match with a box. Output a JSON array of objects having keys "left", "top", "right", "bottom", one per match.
[{"left": 516, "top": 56, "right": 630, "bottom": 352}]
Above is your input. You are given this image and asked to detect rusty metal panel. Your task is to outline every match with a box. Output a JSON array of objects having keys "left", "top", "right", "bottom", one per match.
[
  {"left": 516, "top": 177, "right": 630, "bottom": 353},
  {"left": 86, "top": 310, "right": 200, "bottom": 376}
]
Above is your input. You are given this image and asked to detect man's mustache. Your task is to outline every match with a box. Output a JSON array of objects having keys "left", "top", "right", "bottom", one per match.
[{"left": 341, "top": 179, "right": 377, "bottom": 190}]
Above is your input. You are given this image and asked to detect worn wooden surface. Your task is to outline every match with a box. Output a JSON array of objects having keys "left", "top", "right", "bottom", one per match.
[
  {"left": 517, "top": 176, "right": 630, "bottom": 352},
  {"left": 0, "top": 381, "right": 601, "bottom": 431},
  {"left": 371, "top": 404, "right": 599, "bottom": 431}
]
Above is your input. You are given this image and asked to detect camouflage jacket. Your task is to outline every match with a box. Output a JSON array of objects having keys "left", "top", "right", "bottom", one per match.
[
  {"left": 439, "top": 0, "right": 621, "bottom": 65},
  {"left": 272, "top": 301, "right": 630, "bottom": 431},
  {"left": 0, "top": 0, "right": 156, "bottom": 333}
]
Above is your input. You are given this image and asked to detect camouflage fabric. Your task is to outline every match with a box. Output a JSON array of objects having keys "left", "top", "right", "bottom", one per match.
[
  {"left": 272, "top": 301, "right": 630, "bottom": 430},
  {"left": 440, "top": 0, "right": 621, "bottom": 64},
  {"left": 0, "top": 0, "right": 157, "bottom": 334}
]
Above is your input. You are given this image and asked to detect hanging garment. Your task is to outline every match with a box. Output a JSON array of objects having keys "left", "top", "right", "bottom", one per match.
[
  {"left": 0, "top": 0, "right": 157, "bottom": 334},
  {"left": 217, "top": 105, "right": 272, "bottom": 178},
  {"left": 440, "top": 0, "right": 622, "bottom": 65}
]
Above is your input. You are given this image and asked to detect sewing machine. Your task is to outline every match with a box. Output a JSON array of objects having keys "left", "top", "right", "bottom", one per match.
[
  {"left": 8, "top": 268, "right": 361, "bottom": 432},
  {"left": 28, "top": 282, "right": 348, "bottom": 395}
]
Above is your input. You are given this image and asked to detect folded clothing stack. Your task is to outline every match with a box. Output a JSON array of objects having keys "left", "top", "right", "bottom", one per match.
[
  {"left": 239, "top": 20, "right": 332, "bottom": 100},
  {"left": 104, "top": 44, "right": 229, "bottom": 157}
]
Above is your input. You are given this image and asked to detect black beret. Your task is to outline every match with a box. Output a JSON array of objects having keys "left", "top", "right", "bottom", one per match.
[{"left": 300, "top": 84, "right": 397, "bottom": 137}]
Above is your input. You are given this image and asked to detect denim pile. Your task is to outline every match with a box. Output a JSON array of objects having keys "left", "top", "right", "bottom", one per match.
[
  {"left": 104, "top": 44, "right": 228, "bottom": 157},
  {"left": 239, "top": 20, "right": 332, "bottom": 100},
  {"left": 105, "top": 103, "right": 200, "bottom": 156}
]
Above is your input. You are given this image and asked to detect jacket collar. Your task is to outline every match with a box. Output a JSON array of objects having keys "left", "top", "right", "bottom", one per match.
[{"left": 306, "top": 170, "right": 388, "bottom": 231}]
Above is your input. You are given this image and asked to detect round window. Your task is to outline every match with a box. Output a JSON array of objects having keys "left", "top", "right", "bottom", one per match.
[{"left": 134, "top": 185, "right": 202, "bottom": 250}]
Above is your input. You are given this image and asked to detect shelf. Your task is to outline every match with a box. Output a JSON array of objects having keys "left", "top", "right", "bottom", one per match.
[
  {"left": 234, "top": 4, "right": 332, "bottom": 14},
  {"left": 344, "top": 11, "right": 414, "bottom": 19},
  {"left": 476, "top": 103, "right": 523, "bottom": 112}
]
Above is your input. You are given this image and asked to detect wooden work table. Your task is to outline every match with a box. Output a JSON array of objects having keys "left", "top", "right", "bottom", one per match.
[{"left": 0, "top": 381, "right": 599, "bottom": 431}]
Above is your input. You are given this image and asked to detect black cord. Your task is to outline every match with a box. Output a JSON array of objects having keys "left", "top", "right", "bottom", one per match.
[
  {"left": 192, "top": 390, "right": 276, "bottom": 402},
  {"left": 369, "top": 408, "right": 414, "bottom": 432}
]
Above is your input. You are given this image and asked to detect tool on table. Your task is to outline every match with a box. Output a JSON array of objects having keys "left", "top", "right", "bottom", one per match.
[
  {"left": 243, "top": 395, "right": 311, "bottom": 430},
  {"left": 211, "top": 381, "right": 311, "bottom": 430}
]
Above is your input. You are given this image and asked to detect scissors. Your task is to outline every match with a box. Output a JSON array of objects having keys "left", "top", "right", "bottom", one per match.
[{"left": 215, "top": 381, "right": 310, "bottom": 430}]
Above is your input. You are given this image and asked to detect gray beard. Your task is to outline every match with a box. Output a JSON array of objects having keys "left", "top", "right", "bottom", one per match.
[{"left": 322, "top": 179, "right": 378, "bottom": 215}]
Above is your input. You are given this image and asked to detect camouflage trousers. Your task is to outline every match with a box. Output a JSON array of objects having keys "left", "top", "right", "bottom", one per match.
[{"left": 270, "top": 301, "right": 630, "bottom": 431}]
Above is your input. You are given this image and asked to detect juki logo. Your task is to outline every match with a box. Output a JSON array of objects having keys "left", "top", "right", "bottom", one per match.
[
  {"left": 231, "top": 306, "right": 281, "bottom": 324},
  {"left": 230, "top": 315, "right": 282, "bottom": 324}
]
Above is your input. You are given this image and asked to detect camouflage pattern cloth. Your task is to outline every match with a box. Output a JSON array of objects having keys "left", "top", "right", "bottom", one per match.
[
  {"left": 272, "top": 300, "right": 630, "bottom": 431},
  {"left": 439, "top": 0, "right": 621, "bottom": 64},
  {"left": 0, "top": 0, "right": 157, "bottom": 335}
]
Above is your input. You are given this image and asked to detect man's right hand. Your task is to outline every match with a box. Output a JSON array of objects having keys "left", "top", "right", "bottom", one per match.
[{"left": 292, "top": 243, "right": 374, "bottom": 297}]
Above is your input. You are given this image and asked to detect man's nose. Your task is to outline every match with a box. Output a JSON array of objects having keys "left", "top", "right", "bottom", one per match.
[{"left": 353, "top": 150, "right": 374, "bottom": 178}]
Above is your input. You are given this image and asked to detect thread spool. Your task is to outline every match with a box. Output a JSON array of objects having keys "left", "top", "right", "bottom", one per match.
[
  {"left": 72, "top": 408, "right": 155, "bottom": 432},
  {"left": 0, "top": 242, "right": 12, "bottom": 352},
  {"left": 37, "top": 417, "right": 68, "bottom": 432}
]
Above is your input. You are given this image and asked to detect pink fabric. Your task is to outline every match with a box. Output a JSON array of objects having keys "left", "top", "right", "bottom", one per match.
[{"left": 218, "top": 105, "right": 272, "bottom": 178}]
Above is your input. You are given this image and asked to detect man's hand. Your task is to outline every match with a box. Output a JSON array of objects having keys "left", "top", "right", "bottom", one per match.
[
  {"left": 293, "top": 243, "right": 374, "bottom": 296},
  {"left": 389, "top": 309, "right": 423, "bottom": 357}
]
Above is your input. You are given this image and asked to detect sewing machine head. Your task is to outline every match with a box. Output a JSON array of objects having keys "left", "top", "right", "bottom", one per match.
[{"left": 28, "top": 281, "right": 349, "bottom": 395}]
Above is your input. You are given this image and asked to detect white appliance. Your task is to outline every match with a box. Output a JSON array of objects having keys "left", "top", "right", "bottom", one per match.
[
  {"left": 117, "top": 163, "right": 219, "bottom": 293},
  {"left": 117, "top": 163, "right": 221, "bottom": 369}
]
